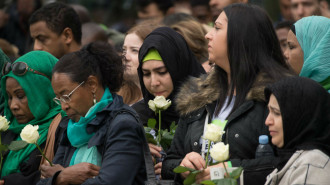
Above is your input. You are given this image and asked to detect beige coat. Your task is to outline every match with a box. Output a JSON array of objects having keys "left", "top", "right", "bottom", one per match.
[{"left": 265, "top": 149, "right": 330, "bottom": 185}]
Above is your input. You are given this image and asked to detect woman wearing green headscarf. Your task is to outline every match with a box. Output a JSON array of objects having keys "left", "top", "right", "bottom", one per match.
[
  {"left": 284, "top": 16, "right": 330, "bottom": 92},
  {"left": 0, "top": 51, "right": 62, "bottom": 185}
]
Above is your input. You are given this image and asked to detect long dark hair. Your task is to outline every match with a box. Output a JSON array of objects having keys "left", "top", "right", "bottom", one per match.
[
  {"left": 215, "top": 3, "right": 292, "bottom": 116},
  {"left": 53, "top": 41, "right": 124, "bottom": 92}
]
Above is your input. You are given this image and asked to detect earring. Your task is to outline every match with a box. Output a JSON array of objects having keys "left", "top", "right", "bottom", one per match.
[{"left": 93, "top": 93, "right": 96, "bottom": 105}]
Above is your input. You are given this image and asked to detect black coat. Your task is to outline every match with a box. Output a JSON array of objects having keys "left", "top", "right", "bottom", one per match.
[
  {"left": 162, "top": 70, "right": 280, "bottom": 185},
  {"left": 37, "top": 94, "right": 146, "bottom": 185},
  {"left": 162, "top": 100, "right": 277, "bottom": 184}
]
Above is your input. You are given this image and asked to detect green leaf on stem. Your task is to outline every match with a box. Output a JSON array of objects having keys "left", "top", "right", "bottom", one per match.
[
  {"left": 173, "top": 166, "right": 196, "bottom": 173},
  {"left": 8, "top": 140, "right": 28, "bottom": 151},
  {"left": 183, "top": 172, "right": 198, "bottom": 185},
  {"left": 229, "top": 167, "right": 243, "bottom": 180},
  {"left": 160, "top": 129, "right": 173, "bottom": 151},
  {"left": 201, "top": 180, "right": 216, "bottom": 185},
  {"left": 145, "top": 132, "right": 157, "bottom": 145},
  {"left": 170, "top": 121, "right": 177, "bottom": 134},
  {"left": 147, "top": 118, "right": 157, "bottom": 129},
  {"left": 0, "top": 144, "right": 8, "bottom": 152}
]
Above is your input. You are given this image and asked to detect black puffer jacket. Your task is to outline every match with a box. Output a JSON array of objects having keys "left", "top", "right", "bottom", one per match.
[{"left": 162, "top": 69, "right": 279, "bottom": 185}]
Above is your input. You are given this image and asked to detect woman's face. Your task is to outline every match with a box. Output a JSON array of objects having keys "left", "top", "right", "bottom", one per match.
[
  {"left": 122, "top": 33, "right": 143, "bottom": 77},
  {"left": 51, "top": 73, "right": 94, "bottom": 122},
  {"left": 6, "top": 77, "right": 34, "bottom": 124},
  {"left": 265, "top": 94, "right": 284, "bottom": 148},
  {"left": 284, "top": 30, "right": 304, "bottom": 74},
  {"left": 142, "top": 60, "right": 173, "bottom": 98},
  {"left": 205, "top": 11, "right": 230, "bottom": 74}
]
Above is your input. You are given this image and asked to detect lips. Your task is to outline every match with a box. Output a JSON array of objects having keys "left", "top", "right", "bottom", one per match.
[
  {"left": 269, "top": 130, "right": 277, "bottom": 136},
  {"left": 14, "top": 115, "right": 25, "bottom": 120},
  {"left": 154, "top": 91, "right": 165, "bottom": 96}
]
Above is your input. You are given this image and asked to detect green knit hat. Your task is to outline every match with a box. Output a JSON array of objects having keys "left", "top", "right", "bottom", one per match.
[{"left": 142, "top": 48, "right": 162, "bottom": 62}]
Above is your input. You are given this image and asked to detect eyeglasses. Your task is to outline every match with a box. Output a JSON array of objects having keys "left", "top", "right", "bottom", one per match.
[
  {"left": 53, "top": 81, "right": 85, "bottom": 105},
  {"left": 2, "top": 61, "right": 49, "bottom": 79}
]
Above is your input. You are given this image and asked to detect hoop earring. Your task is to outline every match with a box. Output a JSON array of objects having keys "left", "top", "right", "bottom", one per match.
[{"left": 93, "top": 93, "right": 96, "bottom": 105}]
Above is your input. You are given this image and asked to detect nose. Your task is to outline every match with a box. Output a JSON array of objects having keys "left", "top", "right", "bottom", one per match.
[
  {"left": 284, "top": 47, "right": 289, "bottom": 61},
  {"left": 60, "top": 101, "right": 69, "bottom": 111},
  {"left": 33, "top": 40, "right": 43, "bottom": 51},
  {"left": 9, "top": 98, "right": 19, "bottom": 112},
  {"left": 265, "top": 112, "right": 273, "bottom": 126},
  {"left": 297, "top": 4, "right": 304, "bottom": 17},
  {"left": 205, "top": 30, "right": 212, "bottom": 41},
  {"left": 124, "top": 52, "right": 132, "bottom": 62},
  {"left": 150, "top": 73, "right": 160, "bottom": 87},
  {"left": 209, "top": 0, "right": 216, "bottom": 6}
]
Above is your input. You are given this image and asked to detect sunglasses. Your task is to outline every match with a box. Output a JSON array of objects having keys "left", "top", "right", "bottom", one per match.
[{"left": 2, "top": 61, "right": 49, "bottom": 79}]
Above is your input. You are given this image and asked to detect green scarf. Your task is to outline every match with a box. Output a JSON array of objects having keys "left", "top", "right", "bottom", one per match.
[
  {"left": 0, "top": 51, "right": 61, "bottom": 177},
  {"left": 68, "top": 87, "right": 113, "bottom": 166}
]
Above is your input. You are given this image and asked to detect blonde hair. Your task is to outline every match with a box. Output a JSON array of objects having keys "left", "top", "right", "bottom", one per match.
[{"left": 171, "top": 20, "right": 208, "bottom": 64}]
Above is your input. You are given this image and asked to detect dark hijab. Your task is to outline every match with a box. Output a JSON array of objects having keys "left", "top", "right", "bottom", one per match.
[
  {"left": 137, "top": 27, "right": 206, "bottom": 129},
  {"left": 265, "top": 76, "right": 330, "bottom": 168}
]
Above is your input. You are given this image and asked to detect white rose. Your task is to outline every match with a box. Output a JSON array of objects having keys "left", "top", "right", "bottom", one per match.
[
  {"left": 204, "top": 124, "right": 225, "bottom": 142},
  {"left": 210, "top": 142, "right": 229, "bottom": 162},
  {"left": 148, "top": 100, "right": 156, "bottom": 112},
  {"left": 0, "top": 116, "right": 10, "bottom": 132},
  {"left": 20, "top": 124, "right": 39, "bottom": 144},
  {"left": 150, "top": 96, "right": 171, "bottom": 111}
]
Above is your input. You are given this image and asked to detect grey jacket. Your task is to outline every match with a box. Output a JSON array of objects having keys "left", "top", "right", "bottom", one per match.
[{"left": 265, "top": 149, "right": 330, "bottom": 185}]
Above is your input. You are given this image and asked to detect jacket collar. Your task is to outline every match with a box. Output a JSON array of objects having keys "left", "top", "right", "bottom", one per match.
[{"left": 175, "top": 68, "right": 270, "bottom": 116}]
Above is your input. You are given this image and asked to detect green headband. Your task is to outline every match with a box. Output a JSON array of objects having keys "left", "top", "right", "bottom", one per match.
[{"left": 142, "top": 48, "right": 162, "bottom": 62}]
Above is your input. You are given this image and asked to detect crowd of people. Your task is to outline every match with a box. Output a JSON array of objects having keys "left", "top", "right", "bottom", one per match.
[{"left": 0, "top": 0, "right": 329, "bottom": 185}]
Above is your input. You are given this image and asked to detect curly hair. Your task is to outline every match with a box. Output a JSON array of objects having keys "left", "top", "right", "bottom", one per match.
[
  {"left": 29, "top": 2, "right": 82, "bottom": 44},
  {"left": 53, "top": 41, "right": 124, "bottom": 92}
]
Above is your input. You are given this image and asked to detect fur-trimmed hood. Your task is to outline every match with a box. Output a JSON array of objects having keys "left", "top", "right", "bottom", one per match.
[{"left": 175, "top": 68, "right": 274, "bottom": 116}]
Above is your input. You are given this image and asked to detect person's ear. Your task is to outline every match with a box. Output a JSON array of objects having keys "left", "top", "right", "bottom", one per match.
[
  {"left": 86, "top": 75, "right": 99, "bottom": 94},
  {"left": 62, "top": 27, "right": 74, "bottom": 45}
]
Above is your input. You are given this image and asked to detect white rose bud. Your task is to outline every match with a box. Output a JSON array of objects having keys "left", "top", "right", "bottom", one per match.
[
  {"left": 150, "top": 96, "right": 171, "bottom": 111},
  {"left": 210, "top": 142, "right": 229, "bottom": 162},
  {"left": 148, "top": 100, "right": 156, "bottom": 112},
  {"left": 0, "top": 116, "right": 10, "bottom": 132},
  {"left": 20, "top": 124, "right": 39, "bottom": 144},
  {"left": 204, "top": 124, "right": 225, "bottom": 142}
]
